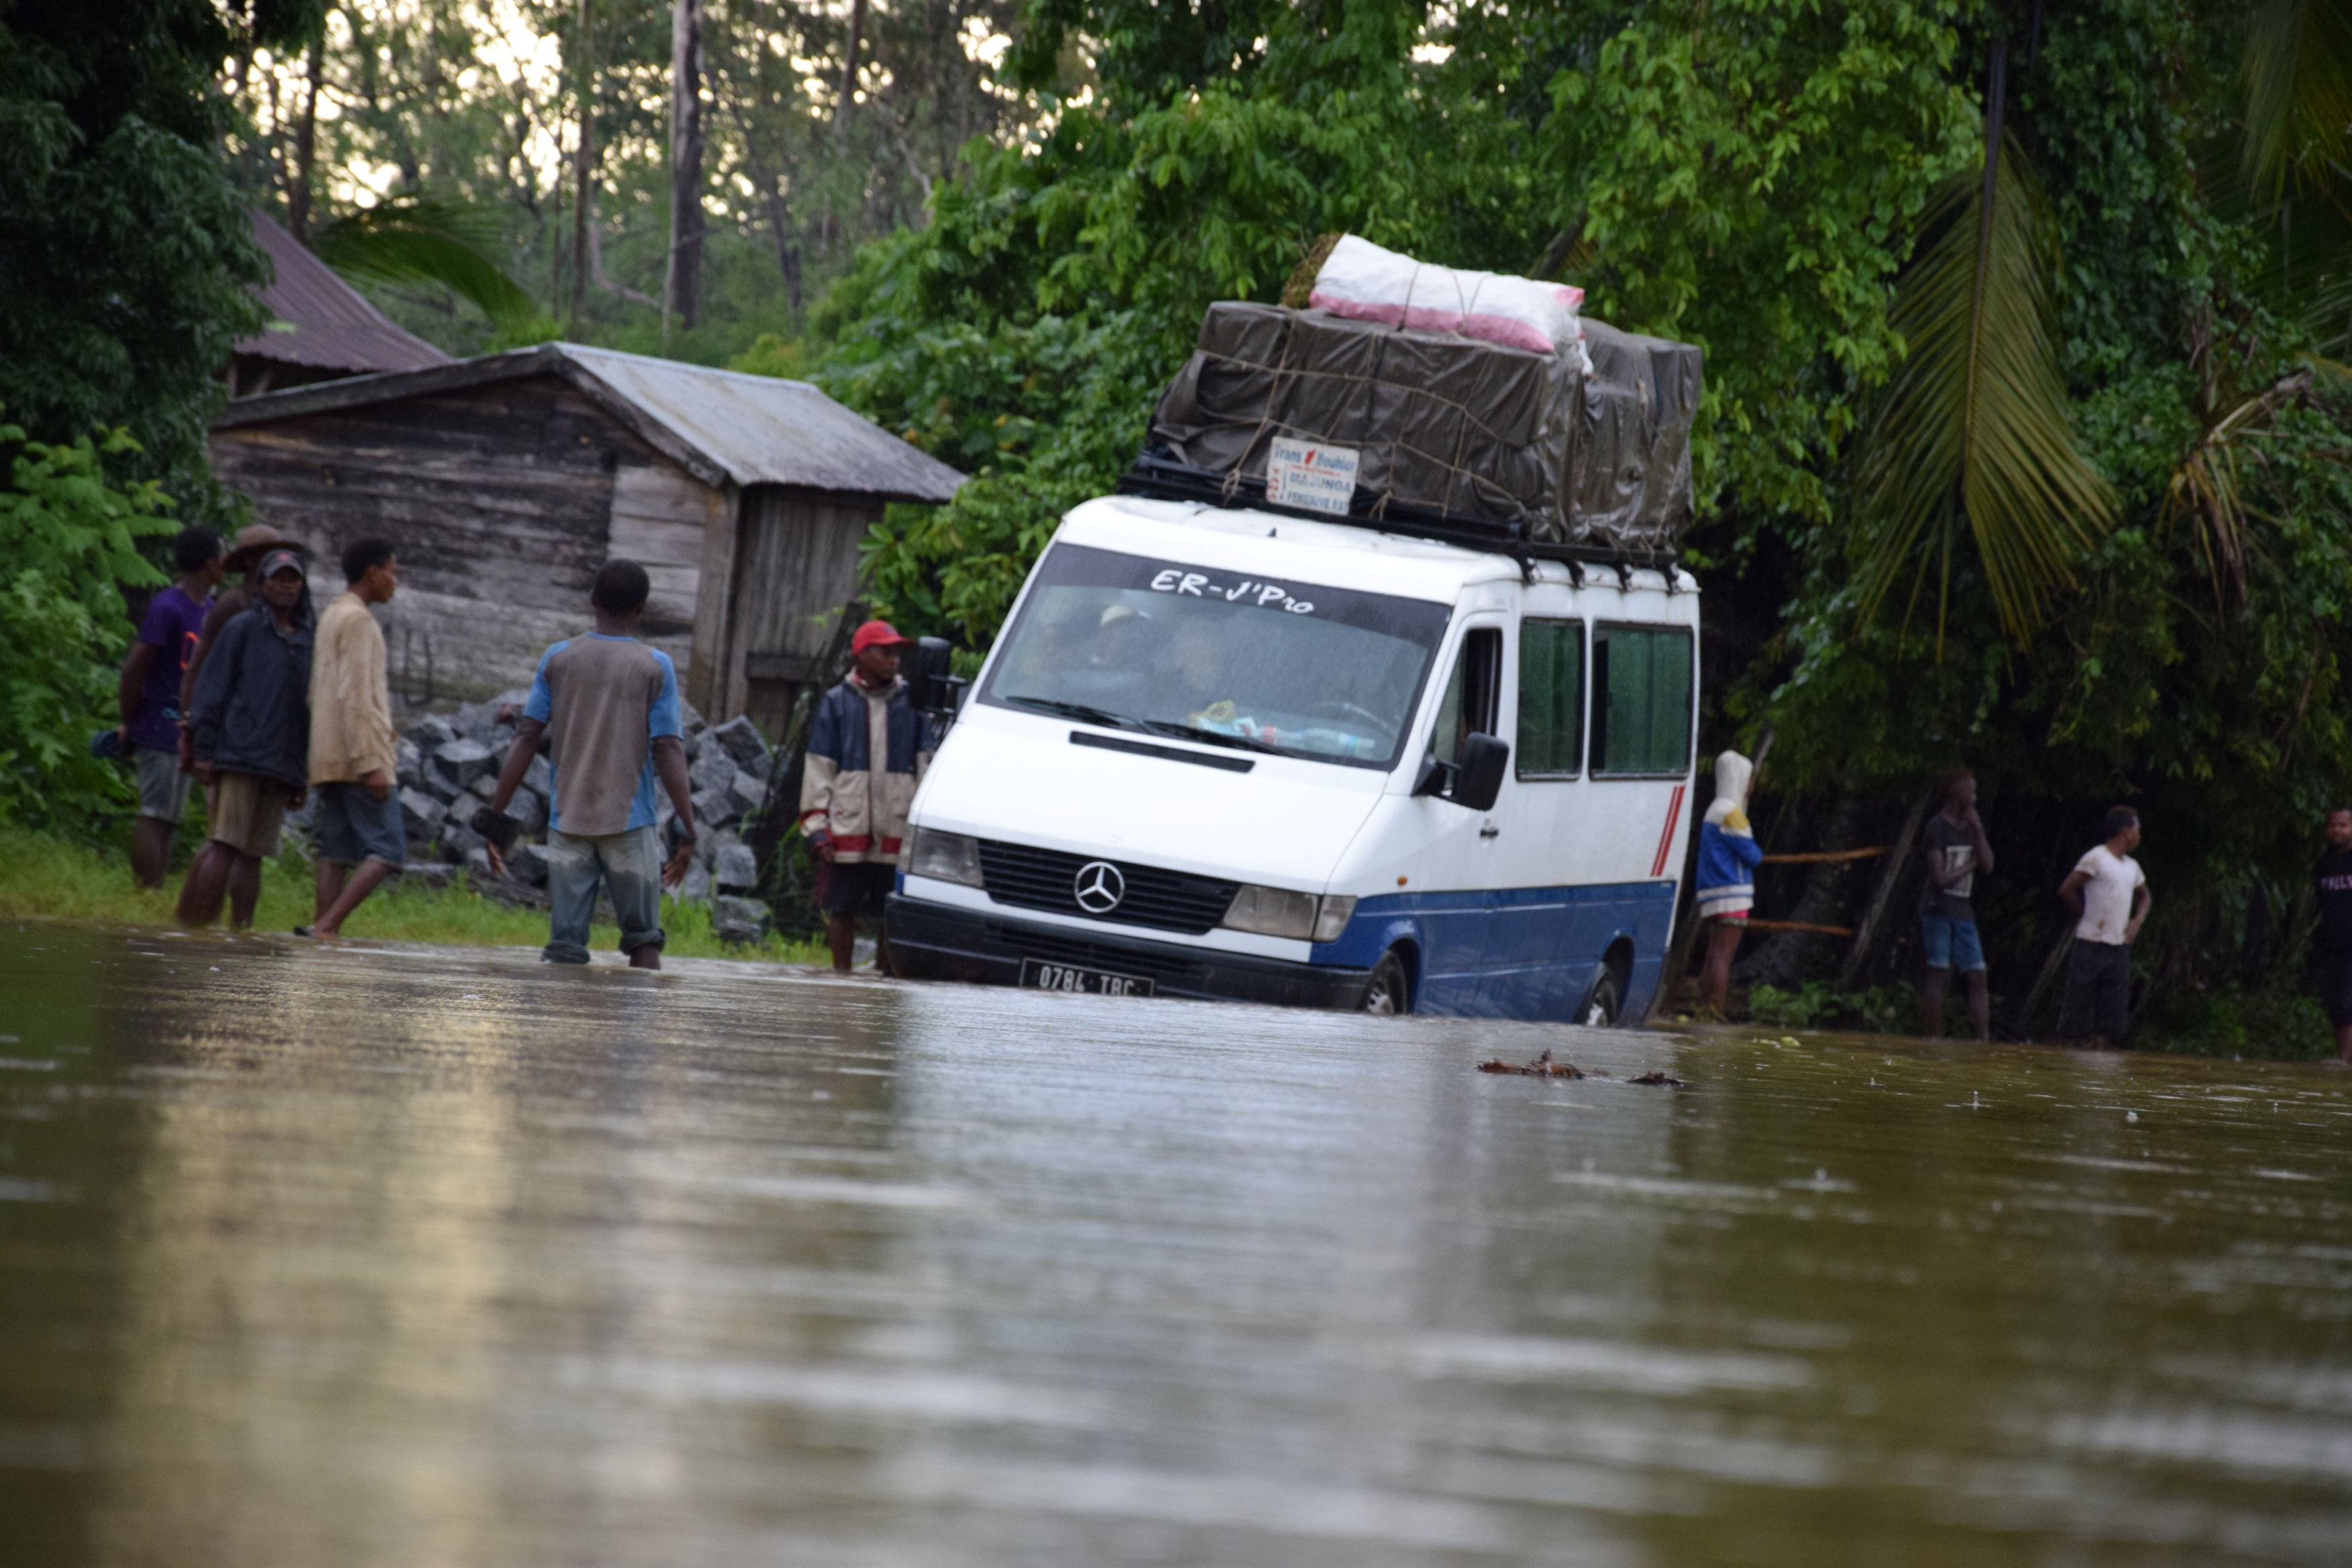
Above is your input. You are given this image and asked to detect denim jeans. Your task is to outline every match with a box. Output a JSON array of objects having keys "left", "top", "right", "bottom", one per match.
[
  {"left": 544, "top": 825, "right": 665, "bottom": 963},
  {"left": 1919, "top": 915, "right": 1986, "bottom": 973}
]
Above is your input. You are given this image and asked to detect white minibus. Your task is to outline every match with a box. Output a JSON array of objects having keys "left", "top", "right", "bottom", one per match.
[{"left": 886, "top": 493, "right": 1698, "bottom": 1022}]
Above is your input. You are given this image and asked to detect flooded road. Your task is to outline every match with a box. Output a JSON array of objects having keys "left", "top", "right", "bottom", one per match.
[{"left": 3, "top": 924, "right": 2349, "bottom": 1567}]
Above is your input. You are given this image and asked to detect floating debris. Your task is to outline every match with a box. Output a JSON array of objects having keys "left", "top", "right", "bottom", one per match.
[
  {"left": 1478, "top": 1049, "right": 1593, "bottom": 1079},
  {"left": 1475, "top": 1053, "right": 1689, "bottom": 1088}
]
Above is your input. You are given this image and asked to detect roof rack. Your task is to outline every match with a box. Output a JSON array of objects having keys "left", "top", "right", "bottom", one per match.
[{"left": 1116, "top": 453, "right": 1681, "bottom": 577}]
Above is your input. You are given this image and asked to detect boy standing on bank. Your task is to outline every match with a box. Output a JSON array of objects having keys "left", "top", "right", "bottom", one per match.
[
  {"left": 1920, "top": 767, "right": 1996, "bottom": 1041},
  {"left": 179, "top": 550, "right": 314, "bottom": 928},
  {"left": 482, "top": 561, "right": 696, "bottom": 968},
  {"left": 300, "top": 538, "right": 405, "bottom": 939},
  {"left": 2057, "top": 807, "right": 2150, "bottom": 1047},
  {"left": 116, "top": 525, "right": 222, "bottom": 886}
]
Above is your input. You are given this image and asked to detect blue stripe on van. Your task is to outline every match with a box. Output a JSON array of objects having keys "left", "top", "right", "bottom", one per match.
[{"left": 1312, "top": 881, "right": 1678, "bottom": 1022}]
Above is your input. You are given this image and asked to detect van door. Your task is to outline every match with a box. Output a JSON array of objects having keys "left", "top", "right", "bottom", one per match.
[
  {"left": 1405, "top": 618, "right": 1505, "bottom": 1014},
  {"left": 1587, "top": 619, "right": 1697, "bottom": 1014},
  {"left": 1487, "top": 609, "right": 1588, "bottom": 1018}
]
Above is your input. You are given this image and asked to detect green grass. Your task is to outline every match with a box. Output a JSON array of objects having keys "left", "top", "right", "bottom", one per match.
[{"left": 0, "top": 826, "right": 831, "bottom": 964}]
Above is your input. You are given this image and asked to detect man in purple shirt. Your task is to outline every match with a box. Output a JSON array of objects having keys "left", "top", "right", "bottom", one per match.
[{"left": 116, "top": 526, "right": 223, "bottom": 886}]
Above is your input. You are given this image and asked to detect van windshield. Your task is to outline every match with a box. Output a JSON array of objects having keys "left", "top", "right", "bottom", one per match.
[{"left": 978, "top": 543, "right": 1452, "bottom": 770}]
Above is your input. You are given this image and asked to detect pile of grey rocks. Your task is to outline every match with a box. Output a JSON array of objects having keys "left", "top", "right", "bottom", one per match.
[{"left": 380, "top": 692, "right": 782, "bottom": 945}]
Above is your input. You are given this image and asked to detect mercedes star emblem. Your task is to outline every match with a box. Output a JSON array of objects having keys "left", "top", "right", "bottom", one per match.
[{"left": 1072, "top": 860, "right": 1126, "bottom": 914}]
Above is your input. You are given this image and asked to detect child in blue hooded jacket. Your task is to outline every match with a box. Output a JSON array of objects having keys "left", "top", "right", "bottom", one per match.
[{"left": 1695, "top": 750, "right": 1762, "bottom": 1016}]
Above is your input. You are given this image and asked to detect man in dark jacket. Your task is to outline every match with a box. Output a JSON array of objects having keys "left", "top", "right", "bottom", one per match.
[{"left": 177, "top": 550, "right": 314, "bottom": 928}]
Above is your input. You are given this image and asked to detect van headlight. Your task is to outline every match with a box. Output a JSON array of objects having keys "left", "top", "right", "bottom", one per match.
[
  {"left": 1222, "top": 886, "right": 1357, "bottom": 943},
  {"left": 909, "top": 826, "right": 983, "bottom": 887}
]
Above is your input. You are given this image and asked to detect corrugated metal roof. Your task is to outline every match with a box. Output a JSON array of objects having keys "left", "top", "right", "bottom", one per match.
[
  {"left": 233, "top": 210, "right": 454, "bottom": 374},
  {"left": 553, "top": 344, "right": 962, "bottom": 500},
  {"left": 213, "top": 341, "right": 966, "bottom": 505}
]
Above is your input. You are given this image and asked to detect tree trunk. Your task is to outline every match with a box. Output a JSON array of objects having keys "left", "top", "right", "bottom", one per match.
[
  {"left": 2013, "top": 920, "right": 2076, "bottom": 1039},
  {"left": 1838, "top": 789, "right": 1935, "bottom": 988},
  {"left": 663, "top": 0, "right": 705, "bottom": 335},
  {"left": 763, "top": 191, "right": 803, "bottom": 316},
  {"left": 288, "top": 29, "right": 325, "bottom": 241},
  {"left": 837, "top": 0, "right": 867, "bottom": 126},
  {"left": 570, "top": 0, "right": 595, "bottom": 324}
]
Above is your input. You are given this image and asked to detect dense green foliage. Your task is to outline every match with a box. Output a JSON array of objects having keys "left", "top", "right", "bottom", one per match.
[
  {"left": 0, "top": 0, "right": 278, "bottom": 519},
  {"left": 822, "top": 0, "right": 1980, "bottom": 642},
  {"left": 0, "top": 419, "right": 176, "bottom": 831},
  {"left": 0, "top": 0, "right": 312, "bottom": 836}
]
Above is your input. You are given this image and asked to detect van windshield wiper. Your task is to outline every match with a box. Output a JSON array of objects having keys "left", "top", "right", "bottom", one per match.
[
  {"left": 1138, "top": 718, "right": 1286, "bottom": 755},
  {"left": 1001, "top": 694, "right": 1146, "bottom": 732}
]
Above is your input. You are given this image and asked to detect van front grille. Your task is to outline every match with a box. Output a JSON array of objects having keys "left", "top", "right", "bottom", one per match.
[{"left": 976, "top": 839, "right": 1239, "bottom": 935}]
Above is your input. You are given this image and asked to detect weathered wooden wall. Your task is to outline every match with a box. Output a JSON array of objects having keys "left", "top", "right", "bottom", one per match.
[
  {"left": 209, "top": 378, "right": 712, "bottom": 706},
  {"left": 702, "top": 486, "right": 879, "bottom": 737}
]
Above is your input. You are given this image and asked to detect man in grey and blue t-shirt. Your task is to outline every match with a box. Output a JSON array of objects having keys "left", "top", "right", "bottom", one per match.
[{"left": 483, "top": 560, "right": 698, "bottom": 967}]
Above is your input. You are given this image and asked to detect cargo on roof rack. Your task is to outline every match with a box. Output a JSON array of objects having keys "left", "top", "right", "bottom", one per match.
[{"left": 1128, "top": 300, "right": 1702, "bottom": 560}]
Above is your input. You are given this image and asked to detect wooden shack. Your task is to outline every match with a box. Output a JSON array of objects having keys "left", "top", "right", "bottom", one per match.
[{"left": 209, "top": 342, "right": 964, "bottom": 732}]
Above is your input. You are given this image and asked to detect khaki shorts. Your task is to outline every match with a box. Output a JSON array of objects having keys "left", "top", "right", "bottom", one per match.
[{"left": 206, "top": 771, "right": 289, "bottom": 859}]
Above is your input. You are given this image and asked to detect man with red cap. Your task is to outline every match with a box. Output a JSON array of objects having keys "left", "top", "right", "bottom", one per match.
[{"left": 800, "top": 619, "right": 933, "bottom": 971}]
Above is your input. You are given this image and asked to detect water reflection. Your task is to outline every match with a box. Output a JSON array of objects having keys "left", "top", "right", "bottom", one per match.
[{"left": 0, "top": 924, "right": 2347, "bottom": 1565}]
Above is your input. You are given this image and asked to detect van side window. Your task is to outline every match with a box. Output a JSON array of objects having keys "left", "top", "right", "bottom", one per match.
[
  {"left": 1591, "top": 625, "right": 1693, "bottom": 776},
  {"left": 1430, "top": 626, "right": 1502, "bottom": 765},
  {"left": 1516, "top": 619, "right": 1585, "bottom": 778}
]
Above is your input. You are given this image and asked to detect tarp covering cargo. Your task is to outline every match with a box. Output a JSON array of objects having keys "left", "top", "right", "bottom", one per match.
[{"left": 1133, "top": 300, "right": 1702, "bottom": 556}]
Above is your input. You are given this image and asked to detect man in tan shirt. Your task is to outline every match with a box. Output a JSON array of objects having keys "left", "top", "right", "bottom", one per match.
[{"left": 300, "top": 537, "right": 405, "bottom": 937}]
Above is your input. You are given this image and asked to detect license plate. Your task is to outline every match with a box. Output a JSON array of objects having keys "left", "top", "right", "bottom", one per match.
[{"left": 1019, "top": 957, "right": 1156, "bottom": 998}]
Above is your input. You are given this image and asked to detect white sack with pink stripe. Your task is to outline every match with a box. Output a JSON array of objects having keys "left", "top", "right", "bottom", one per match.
[{"left": 1308, "top": 234, "right": 1585, "bottom": 359}]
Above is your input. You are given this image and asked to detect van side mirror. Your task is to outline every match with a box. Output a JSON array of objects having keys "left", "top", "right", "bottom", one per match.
[
  {"left": 909, "top": 636, "right": 964, "bottom": 715},
  {"left": 1412, "top": 732, "right": 1509, "bottom": 811},
  {"left": 1453, "top": 733, "right": 1508, "bottom": 812}
]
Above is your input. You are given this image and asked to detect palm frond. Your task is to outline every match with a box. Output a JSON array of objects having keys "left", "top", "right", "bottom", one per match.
[
  {"left": 2199, "top": 134, "right": 2352, "bottom": 343},
  {"left": 310, "top": 195, "right": 539, "bottom": 331},
  {"left": 2243, "top": 0, "right": 2352, "bottom": 204},
  {"left": 2162, "top": 369, "right": 2311, "bottom": 612},
  {"left": 1849, "top": 134, "right": 2118, "bottom": 650}
]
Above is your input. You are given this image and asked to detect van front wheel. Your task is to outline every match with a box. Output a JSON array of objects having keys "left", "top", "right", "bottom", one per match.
[
  {"left": 1580, "top": 970, "right": 1623, "bottom": 1028},
  {"left": 1362, "top": 952, "right": 1411, "bottom": 1015}
]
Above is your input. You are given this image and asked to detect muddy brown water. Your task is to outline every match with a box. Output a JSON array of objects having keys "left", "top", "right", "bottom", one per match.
[{"left": 2, "top": 924, "right": 2349, "bottom": 1567}]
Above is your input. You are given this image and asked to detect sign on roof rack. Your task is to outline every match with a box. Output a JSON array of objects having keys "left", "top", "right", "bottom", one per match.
[{"left": 1265, "top": 437, "right": 1359, "bottom": 517}]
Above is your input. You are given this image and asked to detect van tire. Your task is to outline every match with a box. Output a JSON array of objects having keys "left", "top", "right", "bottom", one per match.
[
  {"left": 1362, "top": 952, "right": 1411, "bottom": 1015},
  {"left": 1580, "top": 969, "right": 1622, "bottom": 1028}
]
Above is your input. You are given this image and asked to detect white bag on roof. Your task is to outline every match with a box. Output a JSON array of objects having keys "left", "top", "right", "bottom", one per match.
[{"left": 1308, "top": 234, "right": 1584, "bottom": 357}]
